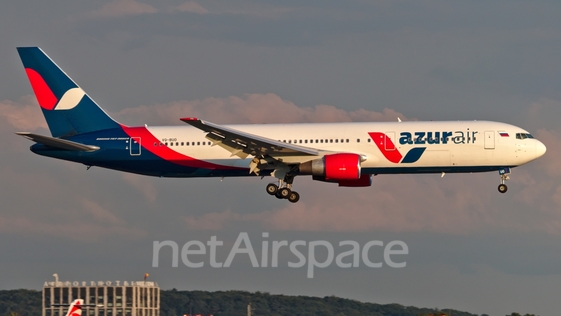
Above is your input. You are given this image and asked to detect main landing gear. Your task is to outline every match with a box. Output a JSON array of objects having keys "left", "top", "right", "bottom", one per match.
[
  {"left": 266, "top": 175, "right": 300, "bottom": 203},
  {"left": 497, "top": 167, "right": 511, "bottom": 194}
]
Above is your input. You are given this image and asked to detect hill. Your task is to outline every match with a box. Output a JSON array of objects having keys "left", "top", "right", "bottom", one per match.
[
  {"left": 0, "top": 289, "right": 479, "bottom": 316},
  {"left": 162, "top": 289, "right": 476, "bottom": 316}
]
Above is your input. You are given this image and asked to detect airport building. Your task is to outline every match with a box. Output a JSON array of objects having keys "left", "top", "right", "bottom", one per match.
[{"left": 42, "top": 275, "right": 160, "bottom": 316}]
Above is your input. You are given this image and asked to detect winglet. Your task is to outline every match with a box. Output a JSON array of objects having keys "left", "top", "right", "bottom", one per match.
[{"left": 180, "top": 117, "right": 199, "bottom": 122}]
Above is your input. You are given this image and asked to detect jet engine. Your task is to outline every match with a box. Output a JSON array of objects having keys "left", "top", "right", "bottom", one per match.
[{"left": 299, "top": 153, "right": 362, "bottom": 180}]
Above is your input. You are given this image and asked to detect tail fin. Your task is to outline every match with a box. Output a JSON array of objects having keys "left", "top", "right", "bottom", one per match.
[
  {"left": 65, "top": 299, "right": 83, "bottom": 316},
  {"left": 17, "top": 47, "right": 120, "bottom": 137}
]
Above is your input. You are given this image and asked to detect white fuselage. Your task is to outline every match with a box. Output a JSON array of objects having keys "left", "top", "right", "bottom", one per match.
[{"left": 140, "top": 120, "right": 545, "bottom": 173}]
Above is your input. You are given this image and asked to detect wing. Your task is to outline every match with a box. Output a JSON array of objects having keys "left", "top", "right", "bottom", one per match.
[{"left": 180, "top": 117, "right": 321, "bottom": 159}]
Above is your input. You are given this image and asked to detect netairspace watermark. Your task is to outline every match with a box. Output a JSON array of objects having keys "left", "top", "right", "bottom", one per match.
[{"left": 152, "top": 233, "right": 408, "bottom": 278}]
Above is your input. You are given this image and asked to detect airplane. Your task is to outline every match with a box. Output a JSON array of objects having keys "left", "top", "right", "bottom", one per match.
[
  {"left": 51, "top": 298, "right": 102, "bottom": 316},
  {"left": 15, "top": 47, "right": 546, "bottom": 203}
]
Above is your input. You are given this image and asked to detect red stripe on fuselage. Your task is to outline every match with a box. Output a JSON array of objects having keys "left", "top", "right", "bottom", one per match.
[
  {"left": 368, "top": 132, "right": 402, "bottom": 163},
  {"left": 120, "top": 125, "right": 242, "bottom": 170},
  {"left": 25, "top": 68, "right": 58, "bottom": 110}
]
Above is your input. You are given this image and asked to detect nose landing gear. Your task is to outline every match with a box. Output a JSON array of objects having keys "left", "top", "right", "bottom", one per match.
[
  {"left": 498, "top": 167, "right": 511, "bottom": 193},
  {"left": 498, "top": 183, "right": 508, "bottom": 193}
]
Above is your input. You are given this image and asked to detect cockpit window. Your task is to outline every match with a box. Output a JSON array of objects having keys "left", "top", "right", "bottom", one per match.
[{"left": 516, "top": 133, "right": 534, "bottom": 139}]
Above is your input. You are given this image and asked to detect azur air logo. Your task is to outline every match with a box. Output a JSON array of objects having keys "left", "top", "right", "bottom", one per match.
[
  {"left": 24, "top": 68, "right": 86, "bottom": 111},
  {"left": 368, "top": 132, "right": 425, "bottom": 164},
  {"left": 368, "top": 130, "right": 478, "bottom": 164}
]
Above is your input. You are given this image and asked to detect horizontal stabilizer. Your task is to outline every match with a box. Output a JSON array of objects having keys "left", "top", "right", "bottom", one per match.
[{"left": 16, "top": 132, "right": 99, "bottom": 152}]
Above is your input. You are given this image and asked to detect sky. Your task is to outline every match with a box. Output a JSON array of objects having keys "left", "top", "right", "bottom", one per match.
[{"left": 2, "top": 0, "right": 561, "bottom": 315}]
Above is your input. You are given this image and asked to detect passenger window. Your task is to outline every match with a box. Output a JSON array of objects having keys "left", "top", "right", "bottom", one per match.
[
  {"left": 367, "top": 138, "right": 371, "bottom": 143},
  {"left": 165, "top": 142, "right": 168, "bottom": 146},
  {"left": 153, "top": 142, "right": 157, "bottom": 146},
  {"left": 357, "top": 139, "right": 360, "bottom": 143},
  {"left": 197, "top": 142, "right": 200, "bottom": 145},
  {"left": 335, "top": 139, "right": 338, "bottom": 143},
  {"left": 346, "top": 139, "right": 349, "bottom": 143},
  {"left": 181, "top": 142, "right": 184, "bottom": 146}
]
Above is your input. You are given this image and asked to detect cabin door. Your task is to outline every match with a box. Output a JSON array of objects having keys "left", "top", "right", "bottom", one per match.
[
  {"left": 484, "top": 131, "right": 495, "bottom": 149},
  {"left": 130, "top": 137, "right": 141, "bottom": 156},
  {"left": 385, "top": 131, "right": 397, "bottom": 151}
]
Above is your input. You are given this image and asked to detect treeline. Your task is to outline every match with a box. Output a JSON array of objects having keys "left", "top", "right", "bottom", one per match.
[
  {"left": 0, "top": 288, "right": 536, "bottom": 316},
  {"left": 0, "top": 290, "right": 41, "bottom": 316},
  {"left": 161, "top": 289, "right": 476, "bottom": 316}
]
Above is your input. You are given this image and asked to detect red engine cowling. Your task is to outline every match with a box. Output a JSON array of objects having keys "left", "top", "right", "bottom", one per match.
[
  {"left": 338, "top": 174, "right": 372, "bottom": 187},
  {"left": 299, "top": 153, "right": 362, "bottom": 180}
]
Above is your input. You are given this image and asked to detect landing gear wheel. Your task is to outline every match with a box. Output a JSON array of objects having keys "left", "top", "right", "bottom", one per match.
[
  {"left": 497, "top": 168, "right": 511, "bottom": 194},
  {"left": 288, "top": 191, "right": 300, "bottom": 203},
  {"left": 275, "top": 191, "right": 284, "bottom": 199},
  {"left": 498, "top": 184, "right": 508, "bottom": 193},
  {"left": 266, "top": 183, "right": 278, "bottom": 195},
  {"left": 279, "top": 187, "right": 291, "bottom": 199}
]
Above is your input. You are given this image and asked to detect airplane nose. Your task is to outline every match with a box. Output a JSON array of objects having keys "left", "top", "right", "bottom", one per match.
[{"left": 536, "top": 140, "right": 547, "bottom": 158}]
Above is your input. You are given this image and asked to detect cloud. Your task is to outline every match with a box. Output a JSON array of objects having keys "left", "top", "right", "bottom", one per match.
[
  {"left": 113, "top": 93, "right": 409, "bottom": 125},
  {"left": 183, "top": 209, "right": 240, "bottom": 230},
  {"left": 88, "top": 0, "right": 157, "bottom": 18},
  {"left": 175, "top": 1, "right": 208, "bottom": 15},
  {"left": 82, "top": 199, "right": 124, "bottom": 225},
  {"left": 531, "top": 128, "right": 561, "bottom": 176},
  {"left": 0, "top": 172, "right": 145, "bottom": 241},
  {"left": 0, "top": 96, "right": 46, "bottom": 131},
  {"left": 180, "top": 174, "right": 498, "bottom": 234},
  {"left": 0, "top": 217, "right": 145, "bottom": 242},
  {"left": 213, "top": 6, "right": 294, "bottom": 19},
  {"left": 146, "top": 94, "right": 561, "bottom": 235},
  {"left": 122, "top": 173, "right": 158, "bottom": 202},
  {"left": 4, "top": 91, "right": 561, "bottom": 236}
]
